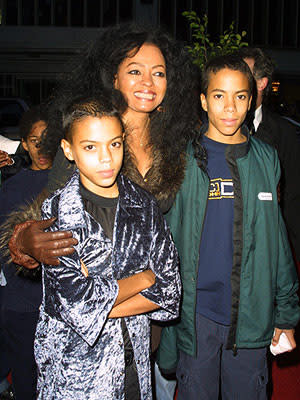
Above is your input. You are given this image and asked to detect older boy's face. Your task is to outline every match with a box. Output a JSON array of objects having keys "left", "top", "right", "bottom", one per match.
[
  {"left": 61, "top": 116, "right": 124, "bottom": 198},
  {"left": 200, "top": 68, "right": 252, "bottom": 144}
]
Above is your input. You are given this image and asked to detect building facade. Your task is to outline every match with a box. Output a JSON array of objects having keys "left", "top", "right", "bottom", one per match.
[{"left": 1, "top": 0, "right": 300, "bottom": 104}]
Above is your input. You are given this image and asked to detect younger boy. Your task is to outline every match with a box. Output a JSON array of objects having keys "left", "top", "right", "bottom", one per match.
[
  {"left": 0, "top": 106, "right": 52, "bottom": 400},
  {"left": 35, "top": 96, "right": 181, "bottom": 399},
  {"left": 157, "top": 55, "right": 300, "bottom": 400}
]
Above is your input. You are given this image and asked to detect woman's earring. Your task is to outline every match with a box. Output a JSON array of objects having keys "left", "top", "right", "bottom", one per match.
[{"left": 157, "top": 105, "right": 164, "bottom": 112}]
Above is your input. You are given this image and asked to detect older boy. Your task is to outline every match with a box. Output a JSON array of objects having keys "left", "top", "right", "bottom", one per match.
[{"left": 157, "top": 55, "right": 300, "bottom": 399}]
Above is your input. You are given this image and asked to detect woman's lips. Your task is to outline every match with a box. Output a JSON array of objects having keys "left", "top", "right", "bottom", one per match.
[{"left": 134, "top": 91, "right": 156, "bottom": 100}]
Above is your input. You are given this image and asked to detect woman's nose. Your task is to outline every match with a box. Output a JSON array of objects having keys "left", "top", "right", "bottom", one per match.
[{"left": 142, "top": 72, "right": 153, "bottom": 86}]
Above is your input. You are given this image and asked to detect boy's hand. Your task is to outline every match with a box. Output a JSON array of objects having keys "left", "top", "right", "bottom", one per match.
[
  {"left": 9, "top": 218, "right": 78, "bottom": 268},
  {"left": 272, "top": 328, "right": 296, "bottom": 350},
  {"left": 0, "top": 150, "right": 14, "bottom": 168},
  {"left": 142, "top": 269, "right": 156, "bottom": 287},
  {"left": 80, "top": 259, "right": 89, "bottom": 277}
]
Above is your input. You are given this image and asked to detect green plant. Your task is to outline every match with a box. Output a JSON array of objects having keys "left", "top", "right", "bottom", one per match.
[{"left": 182, "top": 11, "right": 248, "bottom": 69}]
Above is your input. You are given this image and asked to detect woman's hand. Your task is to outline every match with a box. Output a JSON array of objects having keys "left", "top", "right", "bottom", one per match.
[{"left": 9, "top": 218, "right": 78, "bottom": 268}]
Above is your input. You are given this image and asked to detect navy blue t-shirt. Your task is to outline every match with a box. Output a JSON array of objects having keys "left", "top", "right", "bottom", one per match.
[{"left": 196, "top": 136, "right": 234, "bottom": 325}]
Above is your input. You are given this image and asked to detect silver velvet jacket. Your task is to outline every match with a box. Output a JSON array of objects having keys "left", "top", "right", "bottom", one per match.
[{"left": 34, "top": 171, "right": 181, "bottom": 399}]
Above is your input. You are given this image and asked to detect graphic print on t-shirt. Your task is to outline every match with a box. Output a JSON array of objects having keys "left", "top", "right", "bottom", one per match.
[{"left": 208, "top": 178, "right": 234, "bottom": 200}]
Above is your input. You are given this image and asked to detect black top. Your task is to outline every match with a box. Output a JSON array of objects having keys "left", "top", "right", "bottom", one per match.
[
  {"left": 80, "top": 182, "right": 118, "bottom": 241},
  {"left": 79, "top": 183, "right": 133, "bottom": 354}
]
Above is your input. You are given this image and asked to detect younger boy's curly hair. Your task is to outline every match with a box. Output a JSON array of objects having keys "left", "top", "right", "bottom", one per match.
[{"left": 42, "top": 23, "right": 200, "bottom": 166}]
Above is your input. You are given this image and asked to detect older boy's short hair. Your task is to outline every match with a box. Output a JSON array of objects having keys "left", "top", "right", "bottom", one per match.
[
  {"left": 19, "top": 106, "right": 48, "bottom": 140},
  {"left": 62, "top": 94, "right": 125, "bottom": 142},
  {"left": 201, "top": 54, "right": 254, "bottom": 95}
]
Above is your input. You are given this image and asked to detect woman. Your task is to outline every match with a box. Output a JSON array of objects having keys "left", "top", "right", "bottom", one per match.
[
  {"left": 4, "top": 23, "right": 200, "bottom": 399},
  {"left": 8, "top": 23, "right": 200, "bottom": 270}
]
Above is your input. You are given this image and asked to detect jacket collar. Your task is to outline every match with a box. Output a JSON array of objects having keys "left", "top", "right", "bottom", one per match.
[
  {"left": 199, "top": 122, "right": 250, "bottom": 160},
  {"left": 57, "top": 170, "right": 144, "bottom": 230}
]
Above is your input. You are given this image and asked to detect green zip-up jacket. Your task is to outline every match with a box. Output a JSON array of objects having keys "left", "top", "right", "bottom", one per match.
[{"left": 157, "top": 136, "right": 300, "bottom": 372}]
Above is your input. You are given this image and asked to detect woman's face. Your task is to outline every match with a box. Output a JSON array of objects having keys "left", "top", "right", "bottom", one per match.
[{"left": 114, "top": 43, "right": 167, "bottom": 115}]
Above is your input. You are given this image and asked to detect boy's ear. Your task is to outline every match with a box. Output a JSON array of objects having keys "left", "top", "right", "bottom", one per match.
[
  {"left": 200, "top": 93, "right": 208, "bottom": 112},
  {"left": 256, "top": 77, "right": 268, "bottom": 93},
  {"left": 248, "top": 95, "right": 253, "bottom": 111},
  {"left": 61, "top": 139, "right": 74, "bottom": 161},
  {"left": 21, "top": 138, "right": 28, "bottom": 152}
]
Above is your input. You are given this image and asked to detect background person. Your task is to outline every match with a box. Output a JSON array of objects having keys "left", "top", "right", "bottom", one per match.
[
  {"left": 0, "top": 106, "right": 52, "bottom": 400},
  {"left": 237, "top": 47, "right": 300, "bottom": 262}
]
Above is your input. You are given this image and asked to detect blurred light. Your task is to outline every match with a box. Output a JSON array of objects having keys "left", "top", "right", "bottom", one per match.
[{"left": 272, "top": 81, "right": 280, "bottom": 93}]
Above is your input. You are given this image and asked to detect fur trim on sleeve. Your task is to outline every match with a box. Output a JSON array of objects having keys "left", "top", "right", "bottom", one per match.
[{"left": 0, "top": 188, "right": 49, "bottom": 264}]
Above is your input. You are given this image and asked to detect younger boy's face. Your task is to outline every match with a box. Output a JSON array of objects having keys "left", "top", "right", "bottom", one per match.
[
  {"left": 22, "top": 120, "right": 52, "bottom": 170},
  {"left": 61, "top": 116, "right": 124, "bottom": 198},
  {"left": 200, "top": 68, "right": 252, "bottom": 144}
]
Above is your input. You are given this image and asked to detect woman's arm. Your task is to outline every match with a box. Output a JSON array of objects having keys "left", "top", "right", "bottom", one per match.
[
  {"left": 9, "top": 218, "right": 77, "bottom": 268},
  {"left": 8, "top": 147, "right": 78, "bottom": 269}
]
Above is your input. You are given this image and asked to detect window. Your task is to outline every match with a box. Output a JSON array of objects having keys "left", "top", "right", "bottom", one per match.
[
  {"left": 39, "top": 0, "right": 51, "bottom": 25},
  {"left": 22, "top": 0, "right": 35, "bottom": 25},
  {"left": 6, "top": 0, "right": 18, "bottom": 25}
]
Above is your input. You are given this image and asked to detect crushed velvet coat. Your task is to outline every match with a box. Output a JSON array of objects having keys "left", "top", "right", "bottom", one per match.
[{"left": 34, "top": 171, "right": 181, "bottom": 400}]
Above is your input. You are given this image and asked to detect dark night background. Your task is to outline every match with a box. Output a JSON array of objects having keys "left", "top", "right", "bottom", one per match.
[{"left": 1, "top": 0, "right": 300, "bottom": 122}]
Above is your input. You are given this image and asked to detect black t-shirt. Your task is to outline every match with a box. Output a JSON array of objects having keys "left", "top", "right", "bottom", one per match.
[
  {"left": 79, "top": 183, "right": 133, "bottom": 353},
  {"left": 80, "top": 182, "right": 118, "bottom": 241}
]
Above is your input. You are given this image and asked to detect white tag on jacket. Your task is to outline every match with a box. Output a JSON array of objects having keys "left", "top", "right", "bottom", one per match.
[{"left": 258, "top": 192, "right": 273, "bottom": 201}]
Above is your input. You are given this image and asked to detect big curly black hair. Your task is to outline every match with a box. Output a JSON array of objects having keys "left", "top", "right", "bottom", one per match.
[{"left": 42, "top": 23, "right": 200, "bottom": 166}]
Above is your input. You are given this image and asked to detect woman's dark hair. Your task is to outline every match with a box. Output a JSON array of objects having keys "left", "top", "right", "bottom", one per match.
[
  {"left": 201, "top": 54, "right": 254, "bottom": 95},
  {"left": 19, "top": 105, "right": 48, "bottom": 140},
  {"left": 42, "top": 23, "right": 200, "bottom": 166},
  {"left": 62, "top": 95, "right": 125, "bottom": 142}
]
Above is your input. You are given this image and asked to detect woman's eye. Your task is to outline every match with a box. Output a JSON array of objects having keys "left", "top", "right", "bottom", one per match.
[
  {"left": 128, "top": 70, "right": 140, "bottom": 75},
  {"left": 84, "top": 145, "right": 95, "bottom": 151},
  {"left": 154, "top": 71, "right": 166, "bottom": 78},
  {"left": 237, "top": 95, "right": 246, "bottom": 100},
  {"left": 214, "top": 94, "right": 223, "bottom": 99}
]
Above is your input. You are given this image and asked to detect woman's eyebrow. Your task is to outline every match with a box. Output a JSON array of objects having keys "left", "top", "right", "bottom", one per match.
[{"left": 126, "top": 61, "right": 165, "bottom": 69}]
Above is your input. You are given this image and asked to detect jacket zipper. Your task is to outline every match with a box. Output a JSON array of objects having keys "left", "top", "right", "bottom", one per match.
[{"left": 193, "top": 174, "right": 210, "bottom": 354}]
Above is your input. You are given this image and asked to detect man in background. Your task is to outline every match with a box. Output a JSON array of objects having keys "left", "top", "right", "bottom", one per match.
[
  {"left": 238, "top": 47, "right": 300, "bottom": 400},
  {"left": 238, "top": 47, "right": 300, "bottom": 262}
]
